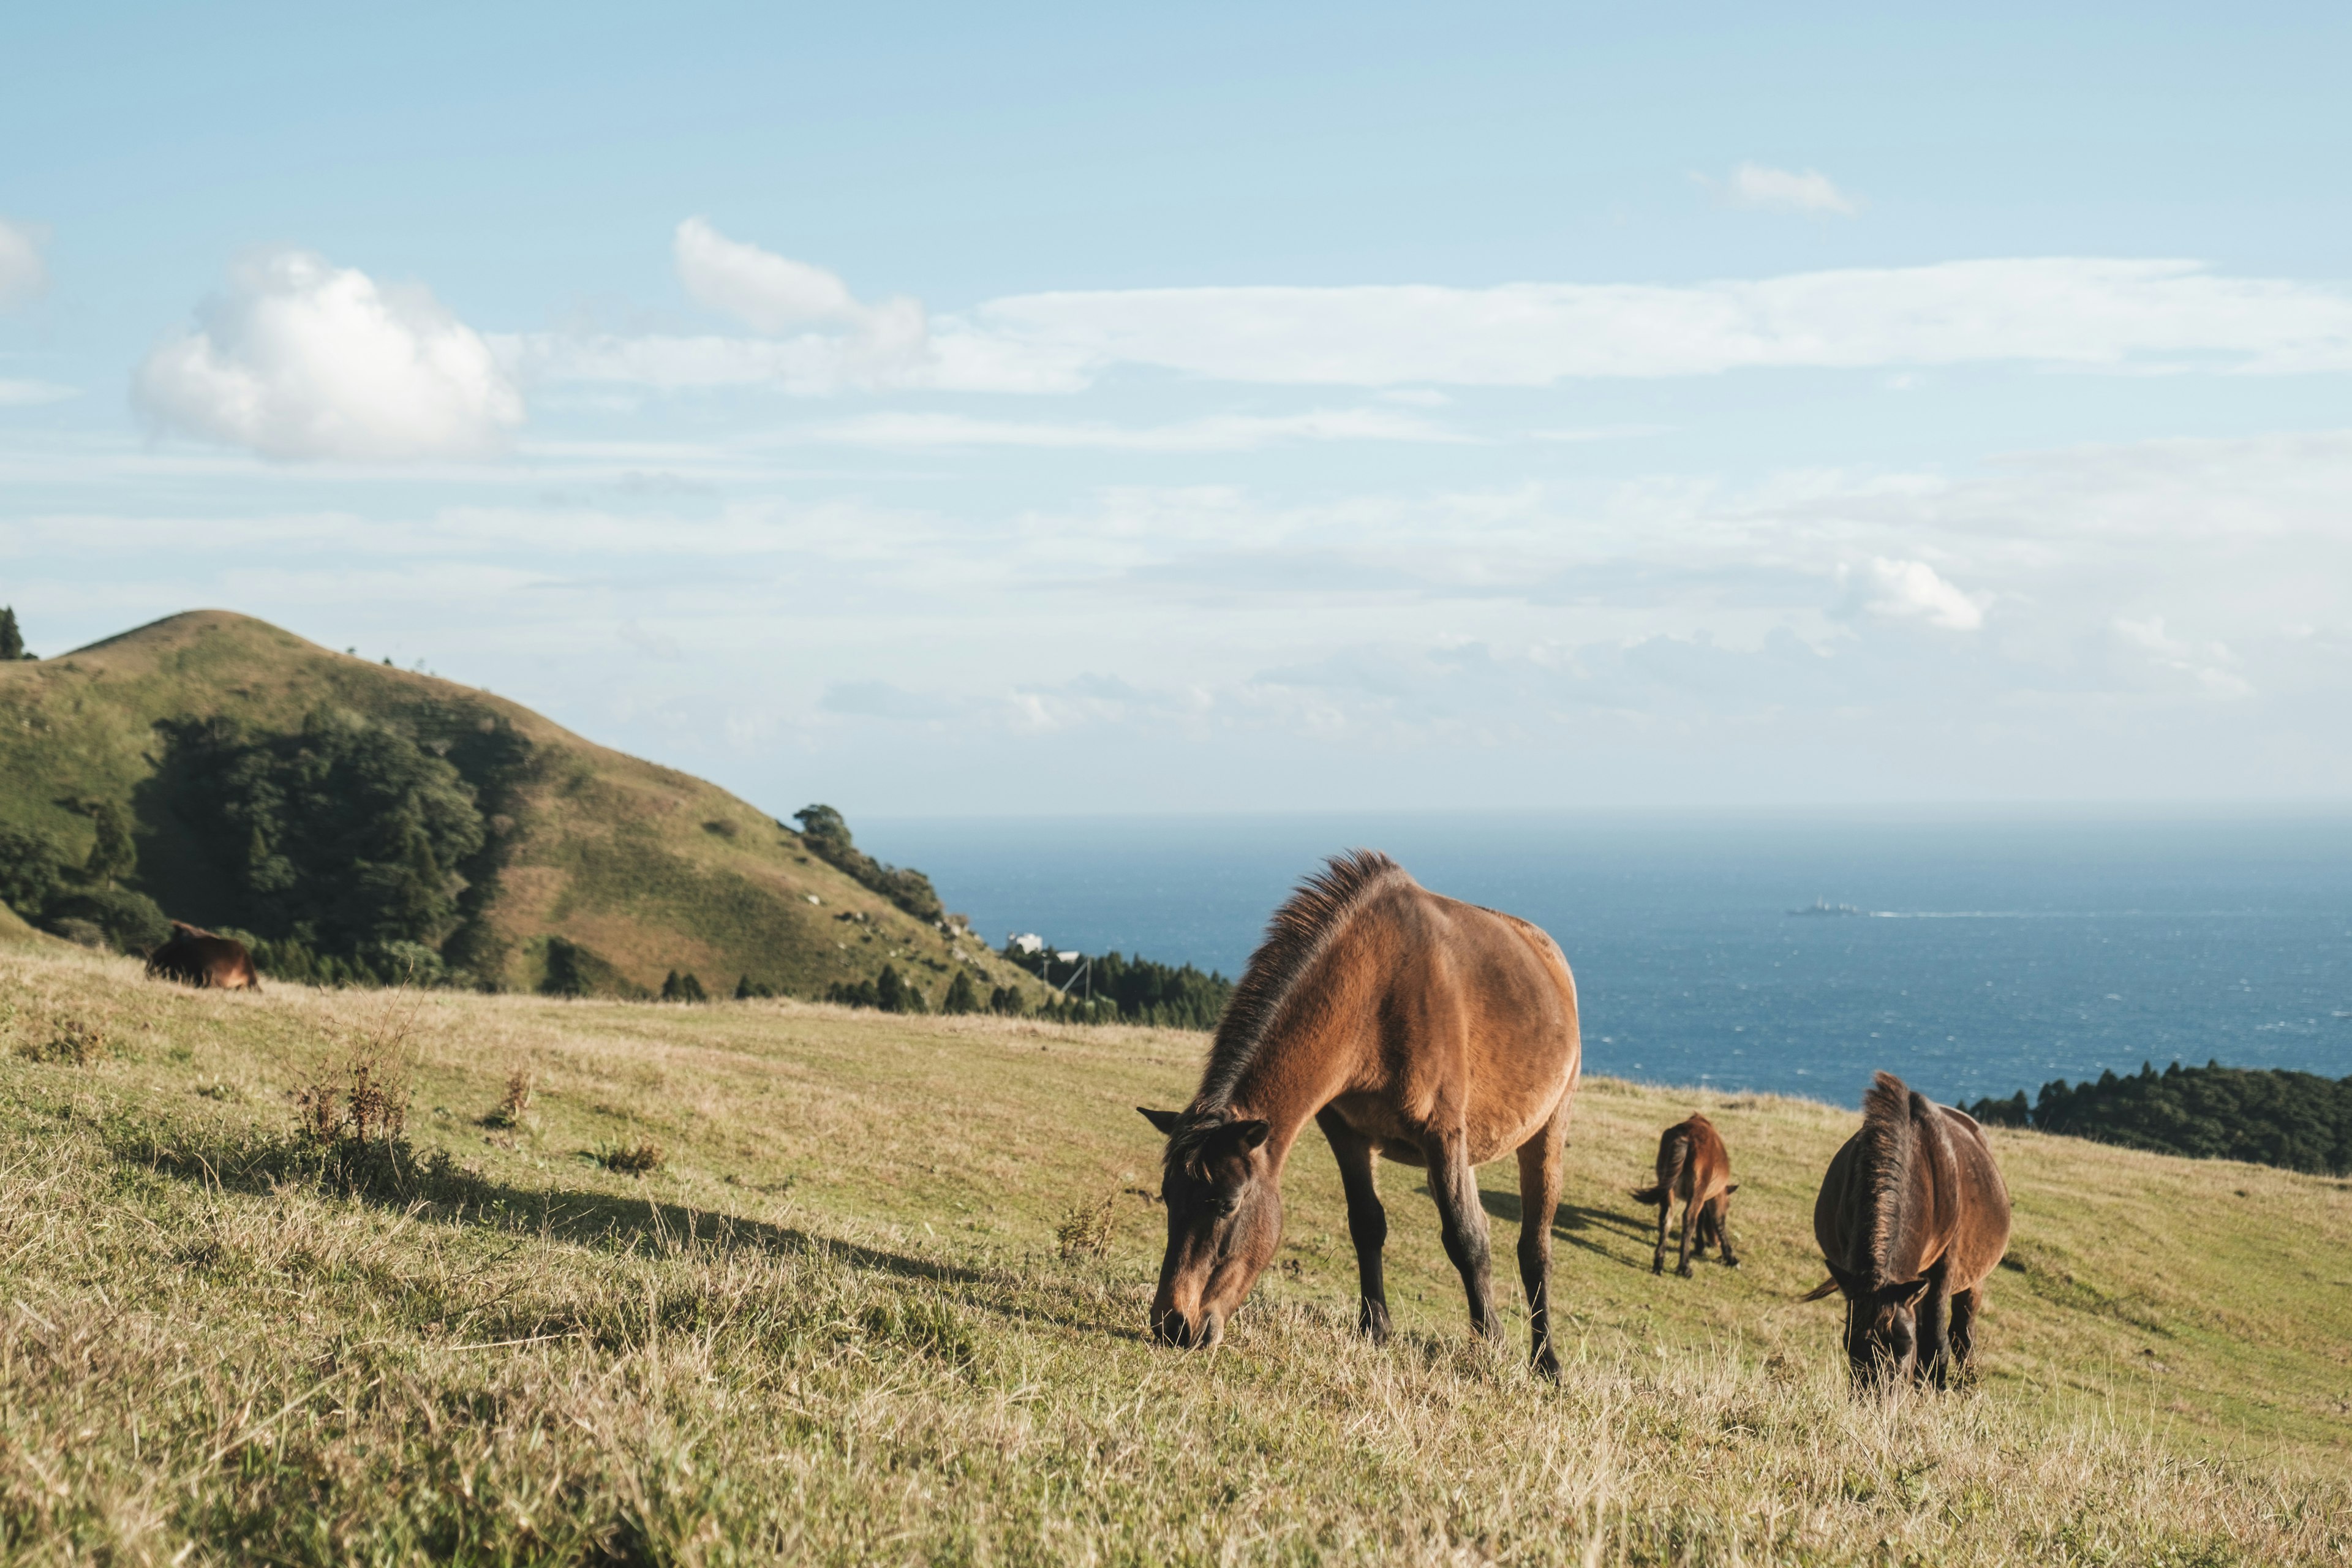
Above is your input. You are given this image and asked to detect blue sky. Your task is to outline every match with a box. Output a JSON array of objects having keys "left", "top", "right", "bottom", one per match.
[{"left": 4, "top": 2, "right": 2350, "bottom": 813}]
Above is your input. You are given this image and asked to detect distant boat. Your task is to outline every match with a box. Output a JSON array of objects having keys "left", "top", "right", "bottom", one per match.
[{"left": 1789, "top": 897, "right": 1865, "bottom": 918}]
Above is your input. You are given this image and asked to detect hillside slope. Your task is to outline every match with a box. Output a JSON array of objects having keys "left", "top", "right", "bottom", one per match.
[
  {"left": 1, "top": 945, "right": 2345, "bottom": 1563},
  {"left": 0, "top": 609, "right": 1043, "bottom": 1005}
]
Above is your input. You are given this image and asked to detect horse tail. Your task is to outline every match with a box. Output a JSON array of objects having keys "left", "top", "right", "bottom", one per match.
[{"left": 1632, "top": 1127, "right": 1691, "bottom": 1207}]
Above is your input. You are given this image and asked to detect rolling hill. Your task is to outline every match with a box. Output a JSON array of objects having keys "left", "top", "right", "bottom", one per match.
[
  {"left": 0, "top": 609, "right": 1046, "bottom": 1006},
  {"left": 2, "top": 941, "right": 2345, "bottom": 1562}
]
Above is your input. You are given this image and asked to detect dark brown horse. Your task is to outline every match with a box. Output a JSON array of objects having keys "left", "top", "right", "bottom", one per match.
[
  {"left": 1804, "top": 1072, "right": 2011, "bottom": 1389},
  {"left": 145, "top": 922, "right": 261, "bottom": 991},
  {"left": 1137, "top": 851, "right": 1583, "bottom": 1378},
  {"left": 1630, "top": 1112, "right": 1740, "bottom": 1276}
]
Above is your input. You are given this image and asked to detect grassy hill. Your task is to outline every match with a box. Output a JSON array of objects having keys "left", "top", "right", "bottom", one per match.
[
  {"left": 0, "top": 609, "right": 1047, "bottom": 1007},
  {"left": 2, "top": 943, "right": 2345, "bottom": 1564}
]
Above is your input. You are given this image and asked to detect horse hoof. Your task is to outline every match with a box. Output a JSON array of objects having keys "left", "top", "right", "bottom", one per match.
[
  {"left": 1676, "top": 1264, "right": 1694, "bottom": 1278},
  {"left": 1651, "top": 1259, "right": 1664, "bottom": 1275},
  {"left": 1532, "top": 1352, "right": 1561, "bottom": 1382},
  {"left": 1724, "top": 1257, "right": 1742, "bottom": 1269}
]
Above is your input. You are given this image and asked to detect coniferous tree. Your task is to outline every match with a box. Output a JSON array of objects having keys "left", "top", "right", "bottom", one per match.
[
  {"left": 0, "top": 607, "right": 23, "bottom": 661},
  {"left": 736, "top": 973, "right": 755, "bottom": 1001},
  {"left": 679, "top": 971, "right": 707, "bottom": 1003},
  {"left": 941, "top": 971, "right": 979, "bottom": 1014},
  {"left": 661, "top": 969, "right": 684, "bottom": 1001},
  {"left": 874, "top": 964, "right": 905, "bottom": 1013}
]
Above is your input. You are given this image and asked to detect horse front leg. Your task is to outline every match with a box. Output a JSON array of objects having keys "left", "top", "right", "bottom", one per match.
[
  {"left": 1918, "top": 1268, "right": 1956, "bottom": 1389},
  {"left": 1947, "top": 1286, "right": 1979, "bottom": 1381},
  {"left": 1425, "top": 1135, "right": 1497, "bottom": 1343},
  {"left": 1514, "top": 1115, "right": 1566, "bottom": 1381},
  {"left": 1316, "top": 1110, "right": 1392, "bottom": 1343}
]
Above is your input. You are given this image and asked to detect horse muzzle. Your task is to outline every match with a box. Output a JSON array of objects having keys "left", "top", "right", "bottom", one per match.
[{"left": 1150, "top": 1306, "right": 1223, "bottom": 1350}]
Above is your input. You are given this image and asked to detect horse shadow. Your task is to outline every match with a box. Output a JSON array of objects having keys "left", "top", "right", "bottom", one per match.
[
  {"left": 126, "top": 1133, "right": 996, "bottom": 1294},
  {"left": 1402, "top": 1182, "right": 1654, "bottom": 1269}
]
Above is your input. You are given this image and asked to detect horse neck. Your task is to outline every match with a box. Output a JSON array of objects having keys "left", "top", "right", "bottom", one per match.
[{"left": 1216, "top": 989, "right": 1365, "bottom": 1175}]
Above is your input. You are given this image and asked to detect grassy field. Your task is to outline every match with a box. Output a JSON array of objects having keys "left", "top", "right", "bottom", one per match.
[
  {"left": 2, "top": 940, "right": 2347, "bottom": 1565},
  {"left": 0, "top": 610, "right": 1047, "bottom": 1005}
]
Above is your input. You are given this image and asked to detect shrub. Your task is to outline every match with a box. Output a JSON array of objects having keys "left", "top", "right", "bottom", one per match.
[
  {"left": 1054, "top": 1191, "right": 1116, "bottom": 1261},
  {"left": 41, "top": 886, "right": 172, "bottom": 956},
  {"left": 595, "top": 1140, "right": 665, "bottom": 1176},
  {"left": 481, "top": 1069, "right": 534, "bottom": 1129}
]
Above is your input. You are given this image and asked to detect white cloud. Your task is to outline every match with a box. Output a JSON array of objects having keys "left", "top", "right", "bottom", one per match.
[
  {"left": 669, "top": 217, "right": 930, "bottom": 386},
  {"left": 0, "top": 379, "right": 77, "bottom": 406},
  {"left": 1841, "top": 557, "right": 1986, "bottom": 630},
  {"left": 807, "top": 407, "right": 1475, "bottom": 451},
  {"left": 0, "top": 219, "right": 47, "bottom": 310},
  {"left": 505, "top": 253, "right": 2352, "bottom": 396},
  {"left": 134, "top": 249, "right": 523, "bottom": 461},
  {"left": 1701, "top": 162, "right": 1864, "bottom": 216},
  {"left": 960, "top": 259, "right": 2352, "bottom": 386}
]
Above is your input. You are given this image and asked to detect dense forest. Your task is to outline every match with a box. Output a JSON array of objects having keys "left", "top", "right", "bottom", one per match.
[
  {"left": 156, "top": 707, "right": 535, "bottom": 986},
  {"left": 1967, "top": 1060, "right": 2352, "bottom": 1177},
  {"left": 998, "top": 943, "right": 1235, "bottom": 1031}
]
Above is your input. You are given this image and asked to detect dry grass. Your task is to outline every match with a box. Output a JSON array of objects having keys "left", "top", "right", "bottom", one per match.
[{"left": 0, "top": 943, "right": 2345, "bottom": 1564}]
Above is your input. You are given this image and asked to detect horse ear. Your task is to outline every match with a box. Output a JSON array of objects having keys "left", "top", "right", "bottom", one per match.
[
  {"left": 1889, "top": 1275, "right": 1933, "bottom": 1308},
  {"left": 1800, "top": 1276, "right": 1844, "bottom": 1302},
  {"left": 1233, "top": 1119, "right": 1271, "bottom": 1152},
  {"left": 1724, "top": 1183, "right": 1740, "bottom": 1194},
  {"left": 1801, "top": 1260, "right": 1860, "bottom": 1301},
  {"left": 1137, "top": 1107, "right": 1183, "bottom": 1135}
]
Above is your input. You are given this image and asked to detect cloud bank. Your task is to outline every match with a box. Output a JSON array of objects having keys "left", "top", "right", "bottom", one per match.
[
  {"left": 134, "top": 249, "right": 523, "bottom": 461},
  {"left": 508, "top": 255, "right": 2352, "bottom": 398}
]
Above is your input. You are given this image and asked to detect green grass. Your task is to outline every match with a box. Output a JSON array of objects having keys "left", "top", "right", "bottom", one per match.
[
  {"left": 2, "top": 943, "right": 2346, "bottom": 1564},
  {"left": 0, "top": 610, "right": 1042, "bottom": 1005}
]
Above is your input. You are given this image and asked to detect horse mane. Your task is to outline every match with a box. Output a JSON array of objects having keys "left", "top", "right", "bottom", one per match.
[
  {"left": 1166, "top": 850, "right": 1408, "bottom": 1170},
  {"left": 1857, "top": 1070, "right": 1929, "bottom": 1289}
]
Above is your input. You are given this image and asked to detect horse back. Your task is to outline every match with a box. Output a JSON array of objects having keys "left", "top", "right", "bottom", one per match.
[{"left": 1332, "top": 885, "right": 1581, "bottom": 1163}]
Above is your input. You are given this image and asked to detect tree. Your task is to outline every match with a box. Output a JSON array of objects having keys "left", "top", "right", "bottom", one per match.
[
  {"left": 661, "top": 970, "right": 684, "bottom": 1001},
  {"left": 0, "top": 827, "right": 64, "bottom": 917},
  {"left": 736, "top": 973, "right": 755, "bottom": 1001},
  {"left": 790, "top": 804, "right": 946, "bottom": 923},
  {"left": 941, "top": 971, "right": 979, "bottom": 1014},
  {"left": 875, "top": 964, "right": 906, "bottom": 1013},
  {"left": 80, "top": 801, "right": 137, "bottom": 889},
  {"left": 0, "top": 606, "right": 26, "bottom": 660},
  {"left": 679, "top": 971, "right": 707, "bottom": 1003}
]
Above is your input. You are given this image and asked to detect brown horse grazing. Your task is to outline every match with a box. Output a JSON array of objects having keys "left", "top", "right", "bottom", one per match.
[
  {"left": 1137, "top": 851, "right": 1583, "bottom": 1378},
  {"left": 145, "top": 922, "right": 262, "bottom": 991},
  {"left": 1803, "top": 1072, "right": 2011, "bottom": 1390},
  {"left": 1630, "top": 1113, "right": 1740, "bottom": 1276}
]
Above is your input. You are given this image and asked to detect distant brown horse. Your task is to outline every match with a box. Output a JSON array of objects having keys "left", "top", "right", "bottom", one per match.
[
  {"left": 145, "top": 922, "right": 261, "bottom": 991},
  {"left": 1630, "top": 1112, "right": 1740, "bottom": 1276},
  {"left": 1804, "top": 1072, "right": 2011, "bottom": 1389},
  {"left": 1138, "top": 851, "right": 1583, "bottom": 1378}
]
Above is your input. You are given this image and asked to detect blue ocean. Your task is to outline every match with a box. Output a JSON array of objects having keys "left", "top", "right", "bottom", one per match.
[{"left": 860, "top": 812, "right": 2352, "bottom": 1109}]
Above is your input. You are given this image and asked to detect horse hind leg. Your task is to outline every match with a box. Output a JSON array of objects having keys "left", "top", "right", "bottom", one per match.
[
  {"left": 1515, "top": 1117, "right": 1566, "bottom": 1381},
  {"left": 1675, "top": 1194, "right": 1698, "bottom": 1277},
  {"left": 1711, "top": 1197, "right": 1740, "bottom": 1268},
  {"left": 1316, "top": 1110, "right": 1392, "bottom": 1343},
  {"left": 1425, "top": 1134, "right": 1498, "bottom": 1345}
]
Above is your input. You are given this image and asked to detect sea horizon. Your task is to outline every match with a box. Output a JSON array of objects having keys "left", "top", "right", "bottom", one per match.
[{"left": 859, "top": 808, "right": 2352, "bottom": 1110}]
